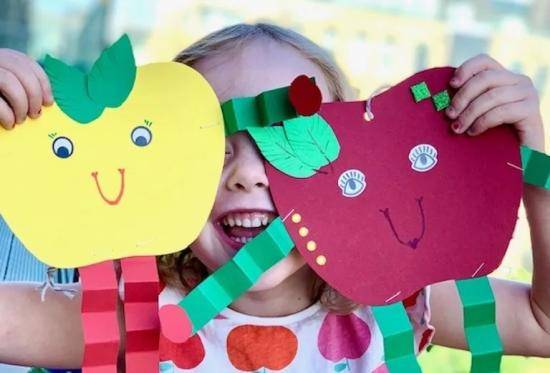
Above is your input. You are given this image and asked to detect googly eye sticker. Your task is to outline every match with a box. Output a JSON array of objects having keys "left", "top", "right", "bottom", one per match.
[
  {"left": 409, "top": 144, "right": 438, "bottom": 172},
  {"left": 338, "top": 169, "right": 366, "bottom": 197}
]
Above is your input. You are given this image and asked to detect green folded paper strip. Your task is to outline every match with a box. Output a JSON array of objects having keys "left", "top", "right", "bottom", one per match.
[
  {"left": 178, "top": 217, "right": 295, "bottom": 333},
  {"left": 371, "top": 302, "right": 422, "bottom": 373},
  {"left": 521, "top": 145, "right": 550, "bottom": 190},
  {"left": 221, "top": 77, "right": 317, "bottom": 136},
  {"left": 455, "top": 276, "right": 502, "bottom": 373}
]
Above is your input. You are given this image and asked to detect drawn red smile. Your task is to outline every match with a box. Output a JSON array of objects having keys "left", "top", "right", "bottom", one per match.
[{"left": 91, "top": 168, "right": 126, "bottom": 206}]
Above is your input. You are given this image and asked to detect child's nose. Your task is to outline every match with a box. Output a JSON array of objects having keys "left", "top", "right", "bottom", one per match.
[{"left": 226, "top": 156, "right": 269, "bottom": 192}]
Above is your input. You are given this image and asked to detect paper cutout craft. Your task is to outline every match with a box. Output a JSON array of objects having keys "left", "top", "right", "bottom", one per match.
[
  {"left": 0, "top": 35, "right": 224, "bottom": 372},
  {"left": 521, "top": 145, "right": 550, "bottom": 190},
  {"left": 371, "top": 302, "right": 421, "bottom": 373},
  {"left": 247, "top": 114, "right": 340, "bottom": 178},
  {"left": 455, "top": 276, "right": 503, "bottom": 373},
  {"left": 256, "top": 67, "right": 523, "bottom": 307},
  {"left": 431, "top": 90, "right": 451, "bottom": 111},
  {"left": 410, "top": 82, "right": 431, "bottom": 103},
  {"left": 222, "top": 75, "right": 320, "bottom": 136},
  {"left": 160, "top": 217, "right": 295, "bottom": 344}
]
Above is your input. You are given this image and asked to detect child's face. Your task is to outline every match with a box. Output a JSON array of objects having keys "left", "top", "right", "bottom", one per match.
[{"left": 189, "top": 39, "right": 333, "bottom": 291}]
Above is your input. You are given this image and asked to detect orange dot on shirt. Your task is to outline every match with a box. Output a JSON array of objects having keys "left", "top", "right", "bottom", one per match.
[
  {"left": 306, "top": 241, "right": 317, "bottom": 251},
  {"left": 298, "top": 227, "right": 309, "bottom": 237},
  {"left": 291, "top": 213, "right": 301, "bottom": 223}
]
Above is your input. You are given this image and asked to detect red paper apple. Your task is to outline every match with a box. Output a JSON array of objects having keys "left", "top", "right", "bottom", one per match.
[
  {"left": 159, "top": 333, "right": 205, "bottom": 369},
  {"left": 226, "top": 325, "right": 298, "bottom": 371},
  {"left": 263, "top": 67, "right": 522, "bottom": 305}
]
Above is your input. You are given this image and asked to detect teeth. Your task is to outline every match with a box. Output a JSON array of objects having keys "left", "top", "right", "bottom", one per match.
[
  {"left": 252, "top": 217, "right": 261, "bottom": 227},
  {"left": 221, "top": 212, "right": 275, "bottom": 227}
]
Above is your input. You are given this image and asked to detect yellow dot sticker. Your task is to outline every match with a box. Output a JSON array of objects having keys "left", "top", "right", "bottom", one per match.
[
  {"left": 306, "top": 241, "right": 317, "bottom": 251},
  {"left": 291, "top": 213, "right": 302, "bottom": 223},
  {"left": 298, "top": 227, "right": 309, "bottom": 237},
  {"left": 316, "top": 255, "right": 327, "bottom": 266}
]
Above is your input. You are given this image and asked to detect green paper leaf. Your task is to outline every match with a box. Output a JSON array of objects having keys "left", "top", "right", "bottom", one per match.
[
  {"left": 247, "top": 126, "right": 318, "bottom": 178},
  {"left": 284, "top": 114, "right": 340, "bottom": 170},
  {"left": 43, "top": 54, "right": 104, "bottom": 124},
  {"left": 88, "top": 34, "right": 136, "bottom": 108}
]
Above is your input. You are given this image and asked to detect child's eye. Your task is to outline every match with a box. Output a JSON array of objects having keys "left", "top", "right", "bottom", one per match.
[
  {"left": 52, "top": 136, "right": 74, "bottom": 159},
  {"left": 409, "top": 144, "right": 438, "bottom": 172},
  {"left": 131, "top": 126, "right": 152, "bottom": 147},
  {"left": 338, "top": 169, "right": 366, "bottom": 197}
]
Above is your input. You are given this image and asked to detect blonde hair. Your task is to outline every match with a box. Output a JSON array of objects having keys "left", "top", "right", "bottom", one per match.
[{"left": 158, "top": 23, "right": 359, "bottom": 314}]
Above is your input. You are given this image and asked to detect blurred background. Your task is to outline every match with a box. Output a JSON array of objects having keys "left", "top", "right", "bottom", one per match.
[{"left": 1, "top": 0, "right": 549, "bottom": 372}]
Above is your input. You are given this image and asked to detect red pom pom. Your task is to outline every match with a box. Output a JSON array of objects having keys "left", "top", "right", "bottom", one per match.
[{"left": 289, "top": 75, "right": 322, "bottom": 116}]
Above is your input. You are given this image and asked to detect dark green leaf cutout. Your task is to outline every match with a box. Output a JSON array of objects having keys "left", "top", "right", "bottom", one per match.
[
  {"left": 283, "top": 114, "right": 340, "bottom": 169},
  {"left": 87, "top": 34, "right": 136, "bottom": 108},
  {"left": 247, "top": 126, "right": 318, "bottom": 178},
  {"left": 44, "top": 55, "right": 104, "bottom": 124}
]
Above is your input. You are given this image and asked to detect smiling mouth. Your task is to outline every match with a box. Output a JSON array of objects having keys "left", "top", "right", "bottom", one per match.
[
  {"left": 215, "top": 211, "right": 276, "bottom": 250},
  {"left": 379, "top": 197, "right": 426, "bottom": 249},
  {"left": 91, "top": 168, "right": 126, "bottom": 206}
]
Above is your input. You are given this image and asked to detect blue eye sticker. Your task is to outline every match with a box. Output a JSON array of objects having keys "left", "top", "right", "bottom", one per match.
[
  {"left": 52, "top": 136, "right": 74, "bottom": 159},
  {"left": 131, "top": 126, "right": 152, "bottom": 147},
  {"left": 338, "top": 169, "right": 366, "bottom": 197},
  {"left": 409, "top": 144, "right": 438, "bottom": 172}
]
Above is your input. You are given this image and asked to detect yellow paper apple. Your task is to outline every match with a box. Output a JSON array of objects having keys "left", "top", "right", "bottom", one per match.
[{"left": 0, "top": 35, "right": 224, "bottom": 268}]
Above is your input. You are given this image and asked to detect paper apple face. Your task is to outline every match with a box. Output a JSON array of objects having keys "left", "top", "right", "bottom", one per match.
[
  {"left": 0, "top": 36, "right": 224, "bottom": 268},
  {"left": 263, "top": 67, "right": 523, "bottom": 305}
]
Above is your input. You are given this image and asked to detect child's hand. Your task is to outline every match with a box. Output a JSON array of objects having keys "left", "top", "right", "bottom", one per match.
[
  {"left": 446, "top": 54, "right": 545, "bottom": 151},
  {"left": 0, "top": 48, "right": 53, "bottom": 130}
]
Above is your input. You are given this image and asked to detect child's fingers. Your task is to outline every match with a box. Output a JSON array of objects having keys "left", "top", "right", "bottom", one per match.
[
  {"left": 466, "top": 101, "right": 529, "bottom": 136},
  {"left": 0, "top": 67, "right": 28, "bottom": 124},
  {"left": 451, "top": 85, "right": 528, "bottom": 134},
  {"left": 0, "top": 96, "right": 16, "bottom": 129},
  {"left": 450, "top": 54, "right": 503, "bottom": 88},
  {"left": 0, "top": 55, "right": 44, "bottom": 118},
  {"left": 447, "top": 69, "right": 520, "bottom": 119},
  {"left": 28, "top": 58, "right": 53, "bottom": 106}
]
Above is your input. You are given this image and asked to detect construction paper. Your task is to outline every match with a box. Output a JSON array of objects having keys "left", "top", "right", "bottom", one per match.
[
  {"left": 121, "top": 256, "right": 160, "bottom": 373},
  {"left": 80, "top": 260, "right": 119, "bottom": 373},
  {"left": 0, "top": 38, "right": 224, "bottom": 268},
  {"left": 43, "top": 55, "right": 103, "bottom": 124},
  {"left": 455, "top": 276, "right": 502, "bottom": 373},
  {"left": 521, "top": 145, "right": 550, "bottom": 190},
  {"left": 222, "top": 76, "right": 319, "bottom": 136},
  {"left": 262, "top": 67, "right": 523, "bottom": 305},
  {"left": 247, "top": 114, "right": 340, "bottom": 178},
  {"left": 87, "top": 35, "right": 136, "bottom": 108},
  {"left": 432, "top": 90, "right": 451, "bottom": 111},
  {"left": 410, "top": 82, "right": 431, "bottom": 103},
  {"left": 371, "top": 302, "right": 421, "bottom": 373},
  {"left": 288, "top": 75, "right": 322, "bottom": 116},
  {"left": 160, "top": 218, "right": 295, "bottom": 343}
]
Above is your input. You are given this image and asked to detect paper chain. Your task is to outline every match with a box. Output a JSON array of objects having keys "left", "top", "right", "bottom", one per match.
[
  {"left": 221, "top": 76, "right": 321, "bottom": 136},
  {"left": 172, "top": 217, "right": 294, "bottom": 335},
  {"left": 456, "top": 276, "right": 502, "bottom": 373},
  {"left": 371, "top": 302, "right": 422, "bottom": 373},
  {"left": 521, "top": 145, "right": 550, "bottom": 190}
]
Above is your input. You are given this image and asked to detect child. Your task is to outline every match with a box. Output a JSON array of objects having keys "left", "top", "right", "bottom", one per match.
[{"left": 0, "top": 23, "right": 549, "bottom": 371}]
